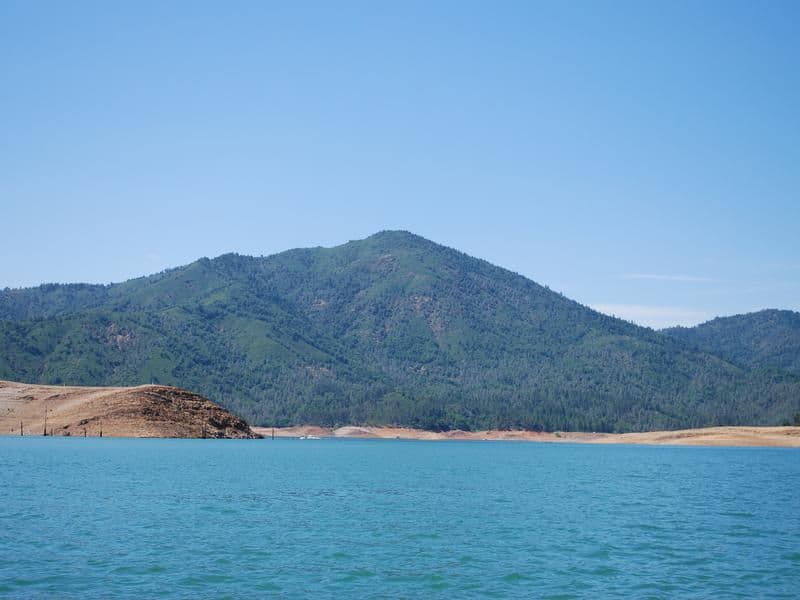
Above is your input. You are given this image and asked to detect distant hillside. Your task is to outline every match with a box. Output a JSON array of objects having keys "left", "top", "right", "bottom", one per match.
[
  {"left": 664, "top": 310, "right": 800, "bottom": 374},
  {"left": 1, "top": 231, "right": 799, "bottom": 432}
]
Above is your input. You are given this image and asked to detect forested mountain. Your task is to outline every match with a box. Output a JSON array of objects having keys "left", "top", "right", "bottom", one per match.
[
  {"left": 663, "top": 310, "right": 800, "bottom": 374},
  {"left": 1, "top": 231, "right": 798, "bottom": 432}
]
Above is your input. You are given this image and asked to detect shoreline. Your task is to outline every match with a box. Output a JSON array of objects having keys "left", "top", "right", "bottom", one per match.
[
  {"left": 251, "top": 425, "right": 800, "bottom": 448},
  {"left": 0, "top": 380, "right": 259, "bottom": 439}
]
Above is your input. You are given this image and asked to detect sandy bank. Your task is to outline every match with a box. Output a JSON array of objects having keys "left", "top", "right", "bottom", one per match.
[
  {"left": 0, "top": 380, "right": 260, "bottom": 439},
  {"left": 251, "top": 425, "right": 800, "bottom": 447}
]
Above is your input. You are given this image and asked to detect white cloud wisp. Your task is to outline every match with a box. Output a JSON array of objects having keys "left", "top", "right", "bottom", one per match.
[{"left": 590, "top": 304, "right": 713, "bottom": 329}]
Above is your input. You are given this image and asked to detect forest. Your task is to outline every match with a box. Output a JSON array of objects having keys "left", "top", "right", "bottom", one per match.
[{"left": 2, "top": 231, "right": 799, "bottom": 432}]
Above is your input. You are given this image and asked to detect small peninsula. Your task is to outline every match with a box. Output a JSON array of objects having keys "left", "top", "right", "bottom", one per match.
[{"left": 0, "top": 380, "right": 260, "bottom": 439}]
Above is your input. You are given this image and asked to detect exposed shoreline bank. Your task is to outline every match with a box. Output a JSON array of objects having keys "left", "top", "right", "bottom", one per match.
[
  {"left": 0, "top": 380, "right": 259, "bottom": 439},
  {"left": 252, "top": 425, "right": 800, "bottom": 447}
]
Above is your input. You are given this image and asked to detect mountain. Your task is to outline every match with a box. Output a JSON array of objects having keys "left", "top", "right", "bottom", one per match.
[
  {"left": 663, "top": 310, "right": 800, "bottom": 374},
  {"left": 1, "top": 231, "right": 798, "bottom": 432}
]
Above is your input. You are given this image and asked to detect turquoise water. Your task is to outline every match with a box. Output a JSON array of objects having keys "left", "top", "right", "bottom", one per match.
[{"left": 1, "top": 438, "right": 799, "bottom": 598}]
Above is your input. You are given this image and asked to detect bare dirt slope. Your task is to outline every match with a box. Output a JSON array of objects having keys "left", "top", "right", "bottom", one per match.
[
  {"left": 0, "top": 380, "right": 260, "bottom": 438},
  {"left": 253, "top": 425, "right": 800, "bottom": 447}
]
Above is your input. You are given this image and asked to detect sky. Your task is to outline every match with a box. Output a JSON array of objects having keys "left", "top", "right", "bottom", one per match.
[{"left": 1, "top": 1, "right": 798, "bottom": 328}]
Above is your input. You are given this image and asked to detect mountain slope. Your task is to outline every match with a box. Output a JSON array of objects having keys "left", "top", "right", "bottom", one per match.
[
  {"left": 664, "top": 310, "right": 800, "bottom": 374},
  {"left": 1, "top": 231, "right": 798, "bottom": 431}
]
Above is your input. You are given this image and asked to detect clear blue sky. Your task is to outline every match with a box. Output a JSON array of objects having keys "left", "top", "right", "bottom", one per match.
[{"left": 2, "top": 1, "right": 798, "bottom": 328}]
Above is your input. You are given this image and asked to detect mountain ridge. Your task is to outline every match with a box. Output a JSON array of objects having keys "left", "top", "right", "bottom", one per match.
[
  {"left": 664, "top": 309, "right": 800, "bottom": 374},
  {"left": 1, "top": 231, "right": 798, "bottom": 432}
]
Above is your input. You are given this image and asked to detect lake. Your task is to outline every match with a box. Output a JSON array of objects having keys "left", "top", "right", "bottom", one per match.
[{"left": 1, "top": 437, "right": 798, "bottom": 598}]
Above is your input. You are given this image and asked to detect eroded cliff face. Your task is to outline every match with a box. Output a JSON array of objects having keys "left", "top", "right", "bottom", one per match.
[{"left": 0, "top": 380, "right": 261, "bottom": 439}]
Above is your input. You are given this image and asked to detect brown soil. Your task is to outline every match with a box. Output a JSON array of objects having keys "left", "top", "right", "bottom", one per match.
[
  {"left": 0, "top": 380, "right": 260, "bottom": 439},
  {"left": 252, "top": 424, "right": 800, "bottom": 447}
]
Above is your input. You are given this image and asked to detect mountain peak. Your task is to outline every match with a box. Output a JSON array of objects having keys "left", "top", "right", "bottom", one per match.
[{"left": 359, "top": 230, "right": 434, "bottom": 248}]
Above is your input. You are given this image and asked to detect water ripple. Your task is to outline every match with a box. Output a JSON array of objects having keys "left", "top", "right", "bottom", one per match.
[{"left": 1, "top": 438, "right": 798, "bottom": 598}]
